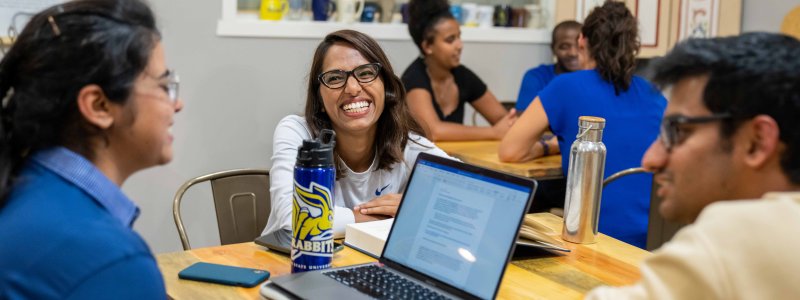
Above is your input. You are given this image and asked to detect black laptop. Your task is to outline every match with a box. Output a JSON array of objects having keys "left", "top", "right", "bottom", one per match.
[{"left": 269, "top": 152, "right": 537, "bottom": 300}]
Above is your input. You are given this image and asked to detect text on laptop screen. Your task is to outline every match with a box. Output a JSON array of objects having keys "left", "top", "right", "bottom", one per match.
[{"left": 382, "top": 159, "right": 531, "bottom": 299}]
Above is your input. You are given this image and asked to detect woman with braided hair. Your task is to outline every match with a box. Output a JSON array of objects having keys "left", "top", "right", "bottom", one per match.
[
  {"left": 0, "top": 0, "right": 181, "bottom": 297},
  {"left": 500, "top": 1, "right": 666, "bottom": 248},
  {"left": 401, "top": 0, "right": 517, "bottom": 142}
]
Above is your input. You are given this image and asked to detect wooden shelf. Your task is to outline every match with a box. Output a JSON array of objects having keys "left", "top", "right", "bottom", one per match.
[{"left": 216, "top": 18, "right": 551, "bottom": 44}]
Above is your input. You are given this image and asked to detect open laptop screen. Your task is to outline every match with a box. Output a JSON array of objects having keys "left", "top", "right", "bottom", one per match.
[{"left": 382, "top": 156, "right": 533, "bottom": 299}]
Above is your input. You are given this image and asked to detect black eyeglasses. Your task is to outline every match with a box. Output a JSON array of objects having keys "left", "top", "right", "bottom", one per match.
[
  {"left": 317, "top": 63, "right": 382, "bottom": 89},
  {"left": 659, "top": 113, "right": 732, "bottom": 152}
]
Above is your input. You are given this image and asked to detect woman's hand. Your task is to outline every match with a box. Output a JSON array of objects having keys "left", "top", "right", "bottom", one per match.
[
  {"left": 353, "top": 194, "right": 402, "bottom": 220},
  {"left": 491, "top": 109, "right": 518, "bottom": 139}
]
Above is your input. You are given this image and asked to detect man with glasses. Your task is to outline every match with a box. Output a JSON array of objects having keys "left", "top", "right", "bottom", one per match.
[{"left": 587, "top": 32, "right": 800, "bottom": 299}]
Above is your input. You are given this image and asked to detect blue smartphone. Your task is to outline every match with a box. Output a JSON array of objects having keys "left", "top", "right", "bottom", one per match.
[{"left": 178, "top": 262, "right": 270, "bottom": 287}]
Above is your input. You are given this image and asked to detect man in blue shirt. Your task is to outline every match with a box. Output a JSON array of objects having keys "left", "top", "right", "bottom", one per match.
[{"left": 515, "top": 20, "right": 583, "bottom": 111}]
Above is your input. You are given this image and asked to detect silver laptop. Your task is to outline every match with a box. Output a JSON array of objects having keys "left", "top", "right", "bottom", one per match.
[{"left": 270, "top": 152, "right": 536, "bottom": 300}]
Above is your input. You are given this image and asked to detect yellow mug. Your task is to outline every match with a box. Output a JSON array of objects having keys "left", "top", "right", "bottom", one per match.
[{"left": 260, "top": 0, "right": 289, "bottom": 20}]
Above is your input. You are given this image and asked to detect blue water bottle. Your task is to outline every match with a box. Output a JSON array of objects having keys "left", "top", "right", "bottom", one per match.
[{"left": 291, "top": 129, "right": 336, "bottom": 273}]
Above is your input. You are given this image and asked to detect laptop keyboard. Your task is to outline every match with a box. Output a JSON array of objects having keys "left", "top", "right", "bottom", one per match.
[{"left": 323, "top": 265, "right": 449, "bottom": 300}]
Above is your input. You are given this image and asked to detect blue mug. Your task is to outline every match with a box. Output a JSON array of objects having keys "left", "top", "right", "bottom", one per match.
[
  {"left": 361, "top": 2, "right": 381, "bottom": 22},
  {"left": 450, "top": 5, "right": 463, "bottom": 25},
  {"left": 312, "top": 0, "right": 335, "bottom": 21}
]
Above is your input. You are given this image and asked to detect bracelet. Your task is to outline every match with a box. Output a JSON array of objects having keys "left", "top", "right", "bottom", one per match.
[{"left": 539, "top": 139, "right": 550, "bottom": 156}]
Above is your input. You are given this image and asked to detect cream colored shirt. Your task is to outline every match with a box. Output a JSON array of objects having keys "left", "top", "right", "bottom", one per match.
[{"left": 586, "top": 192, "right": 800, "bottom": 300}]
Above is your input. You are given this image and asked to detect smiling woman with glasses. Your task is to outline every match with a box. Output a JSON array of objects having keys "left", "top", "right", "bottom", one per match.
[
  {"left": 0, "top": 0, "right": 181, "bottom": 298},
  {"left": 261, "top": 30, "right": 452, "bottom": 241}
]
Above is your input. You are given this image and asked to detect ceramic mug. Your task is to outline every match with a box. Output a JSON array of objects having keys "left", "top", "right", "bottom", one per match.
[
  {"left": 461, "top": 3, "right": 478, "bottom": 27},
  {"left": 287, "top": 0, "right": 304, "bottom": 20},
  {"left": 377, "top": 0, "right": 395, "bottom": 23},
  {"left": 313, "top": 0, "right": 336, "bottom": 21},
  {"left": 336, "top": 0, "right": 365, "bottom": 23},
  {"left": 361, "top": 2, "right": 381, "bottom": 22},
  {"left": 525, "top": 4, "right": 543, "bottom": 29},
  {"left": 477, "top": 5, "right": 493, "bottom": 28},
  {"left": 511, "top": 7, "right": 529, "bottom": 28},
  {"left": 450, "top": 4, "right": 463, "bottom": 25},
  {"left": 259, "top": 0, "right": 289, "bottom": 20},
  {"left": 494, "top": 5, "right": 512, "bottom": 27}
]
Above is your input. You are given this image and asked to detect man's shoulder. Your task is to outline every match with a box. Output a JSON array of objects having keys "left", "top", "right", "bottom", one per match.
[
  {"left": 699, "top": 193, "right": 800, "bottom": 222},
  {"left": 690, "top": 194, "right": 800, "bottom": 250}
]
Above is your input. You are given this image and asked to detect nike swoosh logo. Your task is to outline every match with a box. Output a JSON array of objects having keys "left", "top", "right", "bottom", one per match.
[{"left": 375, "top": 184, "right": 390, "bottom": 196}]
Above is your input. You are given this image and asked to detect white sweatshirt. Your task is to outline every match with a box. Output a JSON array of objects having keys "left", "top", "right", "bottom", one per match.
[{"left": 261, "top": 115, "right": 451, "bottom": 238}]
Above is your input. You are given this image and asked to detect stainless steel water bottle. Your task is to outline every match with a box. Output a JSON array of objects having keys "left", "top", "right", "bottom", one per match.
[
  {"left": 562, "top": 116, "right": 607, "bottom": 244},
  {"left": 291, "top": 129, "right": 336, "bottom": 273}
]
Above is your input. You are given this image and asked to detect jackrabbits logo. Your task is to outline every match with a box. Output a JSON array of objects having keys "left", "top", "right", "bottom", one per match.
[{"left": 291, "top": 180, "right": 335, "bottom": 267}]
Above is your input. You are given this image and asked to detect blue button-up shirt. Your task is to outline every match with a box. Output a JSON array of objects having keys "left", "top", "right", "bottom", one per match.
[
  {"left": 0, "top": 147, "right": 166, "bottom": 299},
  {"left": 31, "top": 147, "right": 141, "bottom": 227}
]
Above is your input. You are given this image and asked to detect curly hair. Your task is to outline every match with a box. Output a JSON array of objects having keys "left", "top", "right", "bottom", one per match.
[
  {"left": 650, "top": 32, "right": 800, "bottom": 184},
  {"left": 582, "top": 1, "right": 639, "bottom": 94},
  {"left": 407, "top": 0, "right": 453, "bottom": 54},
  {"left": 305, "top": 30, "right": 424, "bottom": 179},
  {"left": 0, "top": 0, "right": 160, "bottom": 204}
]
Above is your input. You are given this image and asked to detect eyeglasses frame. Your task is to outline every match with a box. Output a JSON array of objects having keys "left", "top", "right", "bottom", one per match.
[
  {"left": 317, "top": 63, "right": 382, "bottom": 89},
  {"left": 659, "top": 113, "right": 732, "bottom": 152}
]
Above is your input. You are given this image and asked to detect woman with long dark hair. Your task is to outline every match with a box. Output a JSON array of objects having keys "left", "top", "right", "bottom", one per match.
[
  {"left": 0, "top": 0, "right": 181, "bottom": 297},
  {"left": 499, "top": 1, "right": 666, "bottom": 248},
  {"left": 401, "top": 0, "right": 517, "bottom": 142},
  {"left": 261, "top": 30, "right": 449, "bottom": 239}
]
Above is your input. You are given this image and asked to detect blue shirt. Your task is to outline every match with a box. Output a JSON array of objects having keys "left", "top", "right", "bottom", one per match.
[
  {"left": 515, "top": 64, "right": 556, "bottom": 111},
  {"left": 539, "top": 70, "right": 666, "bottom": 248},
  {"left": 0, "top": 147, "right": 165, "bottom": 299}
]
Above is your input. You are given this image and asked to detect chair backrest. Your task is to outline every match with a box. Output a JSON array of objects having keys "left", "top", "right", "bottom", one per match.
[
  {"left": 603, "top": 167, "right": 684, "bottom": 251},
  {"left": 173, "top": 169, "right": 270, "bottom": 250},
  {"left": 471, "top": 101, "right": 516, "bottom": 125}
]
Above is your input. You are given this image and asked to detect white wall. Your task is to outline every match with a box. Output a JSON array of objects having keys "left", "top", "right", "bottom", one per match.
[
  {"left": 131, "top": 0, "right": 551, "bottom": 253},
  {"left": 741, "top": 0, "right": 799, "bottom": 32}
]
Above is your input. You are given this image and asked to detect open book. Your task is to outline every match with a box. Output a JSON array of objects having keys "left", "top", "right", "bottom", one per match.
[
  {"left": 517, "top": 215, "right": 570, "bottom": 252},
  {"left": 344, "top": 215, "right": 569, "bottom": 258}
]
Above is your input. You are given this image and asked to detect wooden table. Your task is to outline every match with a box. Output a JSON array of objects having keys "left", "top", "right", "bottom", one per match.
[
  {"left": 157, "top": 213, "right": 649, "bottom": 299},
  {"left": 436, "top": 141, "right": 562, "bottom": 179}
]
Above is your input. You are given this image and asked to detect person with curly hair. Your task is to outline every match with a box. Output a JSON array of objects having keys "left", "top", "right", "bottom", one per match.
[
  {"left": 401, "top": 0, "right": 517, "bottom": 142},
  {"left": 499, "top": 1, "right": 666, "bottom": 248}
]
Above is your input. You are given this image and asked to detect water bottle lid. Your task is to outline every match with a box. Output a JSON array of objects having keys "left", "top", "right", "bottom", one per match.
[
  {"left": 578, "top": 116, "right": 606, "bottom": 130},
  {"left": 296, "top": 129, "right": 336, "bottom": 167}
]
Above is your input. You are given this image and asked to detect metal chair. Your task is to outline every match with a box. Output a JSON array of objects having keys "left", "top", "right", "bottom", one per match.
[
  {"left": 173, "top": 169, "right": 270, "bottom": 250},
  {"left": 470, "top": 101, "right": 516, "bottom": 126},
  {"left": 603, "top": 167, "right": 684, "bottom": 251}
]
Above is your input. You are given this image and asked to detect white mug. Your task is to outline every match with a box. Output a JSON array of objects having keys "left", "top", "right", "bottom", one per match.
[
  {"left": 477, "top": 5, "right": 493, "bottom": 28},
  {"left": 461, "top": 3, "right": 478, "bottom": 27},
  {"left": 337, "top": 0, "right": 365, "bottom": 23}
]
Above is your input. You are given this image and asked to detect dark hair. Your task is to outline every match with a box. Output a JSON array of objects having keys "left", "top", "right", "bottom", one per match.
[
  {"left": 0, "top": 0, "right": 160, "bottom": 202},
  {"left": 582, "top": 1, "right": 639, "bottom": 94},
  {"left": 305, "top": 30, "right": 424, "bottom": 178},
  {"left": 407, "top": 0, "right": 453, "bottom": 54},
  {"left": 551, "top": 20, "right": 582, "bottom": 50},
  {"left": 650, "top": 32, "right": 800, "bottom": 184}
]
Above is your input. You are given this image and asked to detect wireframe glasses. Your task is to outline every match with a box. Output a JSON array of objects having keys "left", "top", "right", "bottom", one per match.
[
  {"left": 318, "top": 63, "right": 382, "bottom": 89},
  {"left": 659, "top": 113, "right": 731, "bottom": 152},
  {"left": 165, "top": 70, "right": 180, "bottom": 103}
]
